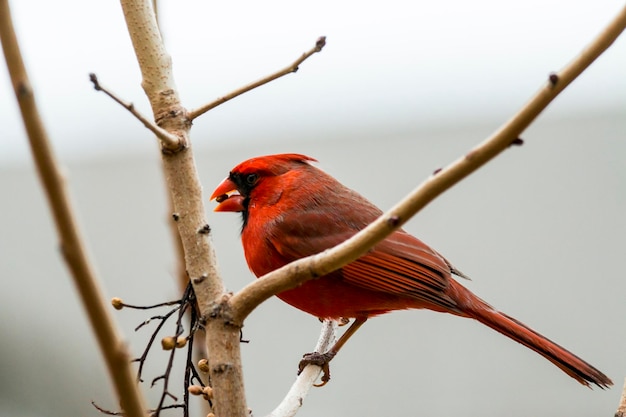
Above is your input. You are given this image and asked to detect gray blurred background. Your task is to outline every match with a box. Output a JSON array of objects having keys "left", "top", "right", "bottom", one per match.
[{"left": 1, "top": 1, "right": 625, "bottom": 416}]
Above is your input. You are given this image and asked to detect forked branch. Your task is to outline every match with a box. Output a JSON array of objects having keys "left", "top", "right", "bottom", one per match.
[
  {"left": 89, "top": 73, "right": 180, "bottom": 148},
  {"left": 108, "top": 1, "right": 329, "bottom": 412},
  {"left": 114, "top": 2, "right": 326, "bottom": 417}
]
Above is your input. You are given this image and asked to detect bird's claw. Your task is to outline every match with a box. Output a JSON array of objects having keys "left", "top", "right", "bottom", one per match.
[{"left": 297, "top": 351, "right": 337, "bottom": 387}]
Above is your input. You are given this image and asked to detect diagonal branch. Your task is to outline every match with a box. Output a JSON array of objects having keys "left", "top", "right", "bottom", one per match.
[
  {"left": 188, "top": 36, "right": 326, "bottom": 120},
  {"left": 89, "top": 73, "right": 181, "bottom": 148},
  {"left": 228, "top": 3, "right": 626, "bottom": 324},
  {"left": 0, "top": 1, "right": 148, "bottom": 416}
]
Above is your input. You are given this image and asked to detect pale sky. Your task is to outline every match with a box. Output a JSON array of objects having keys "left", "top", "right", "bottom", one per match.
[{"left": 1, "top": 0, "right": 624, "bottom": 165}]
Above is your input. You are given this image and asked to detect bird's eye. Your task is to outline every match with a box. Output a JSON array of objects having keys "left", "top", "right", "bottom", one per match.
[{"left": 245, "top": 173, "right": 259, "bottom": 186}]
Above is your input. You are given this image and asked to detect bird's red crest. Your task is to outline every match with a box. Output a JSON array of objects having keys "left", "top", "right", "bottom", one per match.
[{"left": 230, "top": 153, "right": 317, "bottom": 176}]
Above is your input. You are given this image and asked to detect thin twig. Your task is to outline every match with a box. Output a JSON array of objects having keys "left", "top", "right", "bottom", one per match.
[
  {"left": 115, "top": 297, "right": 182, "bottom": 311},
  {"left": 91, "top": 401, "right": 125, "bottom": 416},
  {"left": 229, "top": 4, "right": 626, "bottom": 324},
  {"left": 89, "top": 73, "right": 181, "bottom": 148},
  {"left": 153, "top": 301, "right": 189, "bottom": 416},
  {"left": 117, "top": 284, "right": 204, "bottom": 415},
  {"left": 133, "top": 308, "right": 180, "bottom": 381},
  {"left": 183, "top": 307, "right": 210, "bottom": 417},
  {"left": 91, "top": 401, "right": 184, "bottom": 416},
  {"left": 0, "top": 2, "right": 148, "bottom": 417},
  {"left": 188, "top": 36, "right": 326, "bottom": 120}
]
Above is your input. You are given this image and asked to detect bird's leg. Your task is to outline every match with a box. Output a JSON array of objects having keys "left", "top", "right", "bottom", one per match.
[{"left": 298, "top": 317, "right": 368, "bottom": 386}]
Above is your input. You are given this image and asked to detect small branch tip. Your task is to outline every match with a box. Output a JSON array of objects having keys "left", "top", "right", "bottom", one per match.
[
  {"left": 316, "top": 36, "right": 327, "bottom": 51},
  {"left": 88, "top": 73, "right": 101, "bottom": 91},
  {"left": 89, "top": 73, "right": 181, "bottom": 148}
]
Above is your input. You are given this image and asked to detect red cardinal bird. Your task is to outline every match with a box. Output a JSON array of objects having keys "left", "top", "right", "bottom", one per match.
[{"left": 211, "top": 153, "right": 611, "bottom": 388}]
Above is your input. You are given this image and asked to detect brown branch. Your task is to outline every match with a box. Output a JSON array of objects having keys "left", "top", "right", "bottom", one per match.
[
  {"left": 117, "top": 5, "right": 329, "bottom": 416},
  {"left": 89, "top": 73, "right": 181, "bottom": 148},
  {"left": 118, "top": 1, "right": 243, "bottom": 416},
  {"left": 616, "top": 377, "right": 626, "bottom": 417},
  {"left": 0, "top": 1, "right": 148, "bottom": 416},
  {"left": 228, "top": 3, "right": 626, "bottom": 324},
  {"left": 187, "top": 36, "right": 326, "bottom": 120},
  {"left": 119, "top": 0, "right": 225, "bottom": 340}
]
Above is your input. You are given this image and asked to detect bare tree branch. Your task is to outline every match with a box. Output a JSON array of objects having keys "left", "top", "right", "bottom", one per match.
[
  {"left": 111, "top": 2, "right": 329, "bottom": 413},
  {"left": 0, "top": 1, "right": 148, "bottom": 416},
  {"left": 120, "top": 0, "right": 191, "bottom": 153},
  {"left": 118, "top": 0, "right": 243, "bottom": 415},
  {"left": 89, "top": 73, "right": 181, "bottom": 148},
  {"left": 119, "top": 0, "right": 225, "bottom": 311},
  {"left": 228, "top": 3, "right": 626, "bottom": 325},
  {"left": 187, "top": 36, "right": 326, "bottom": 121}
]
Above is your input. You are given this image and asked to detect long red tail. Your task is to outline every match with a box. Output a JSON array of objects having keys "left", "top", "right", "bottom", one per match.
[{"left": 450, "top": 282, "right": 612, "bottom": 388}]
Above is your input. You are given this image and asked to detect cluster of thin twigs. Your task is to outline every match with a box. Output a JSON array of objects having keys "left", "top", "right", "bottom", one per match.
[{"left": 95, "top": 284, "right": 210, "bottom": 417}]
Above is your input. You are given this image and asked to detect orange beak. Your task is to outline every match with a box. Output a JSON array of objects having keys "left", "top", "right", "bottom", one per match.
[{"left": 210, "top": 177, "right": 245, "bottom": 212}]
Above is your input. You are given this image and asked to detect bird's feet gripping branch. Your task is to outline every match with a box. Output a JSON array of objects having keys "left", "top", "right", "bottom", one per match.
[
  {"left": 296, "top": 316, "right": 367, "bottom": 386},
  {"left": 298, "top": 351, "right": 337, "bottom": 387}
]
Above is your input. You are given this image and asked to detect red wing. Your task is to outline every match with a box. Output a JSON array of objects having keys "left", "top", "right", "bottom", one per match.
[
  {"left": 267, "top": 210, "right": 362, "bottom": 261},
  {"left": 267, "top": 208, "right": 458, "bottom": 311},
  {"left": 342, "top": 231, "right": 459, "bottom": 311}
]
